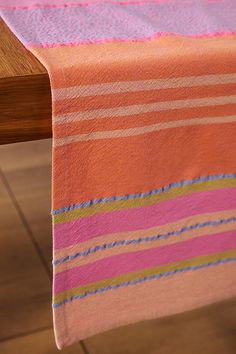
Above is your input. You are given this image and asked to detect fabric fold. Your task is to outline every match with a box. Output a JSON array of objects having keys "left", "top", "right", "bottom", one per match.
[{"left": 1, "top": 0, "right": 236, "bottom": 348}]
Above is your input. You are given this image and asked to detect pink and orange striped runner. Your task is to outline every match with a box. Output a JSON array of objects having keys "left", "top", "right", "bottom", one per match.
[{"left": 1, "top": 0, "right": 236, "bottom": 348}]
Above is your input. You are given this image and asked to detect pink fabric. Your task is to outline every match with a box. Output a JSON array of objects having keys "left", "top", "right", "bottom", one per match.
[
  {"left": 54, "top": 230, "right": 236, "bottom": 293},
  {"left": 54, "top": 188, "right": 236, "bottom": 249}
]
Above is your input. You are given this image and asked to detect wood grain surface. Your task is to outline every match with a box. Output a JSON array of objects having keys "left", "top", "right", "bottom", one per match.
[{"left": 0, "top": 19, "right": 52, "bottom": 144}]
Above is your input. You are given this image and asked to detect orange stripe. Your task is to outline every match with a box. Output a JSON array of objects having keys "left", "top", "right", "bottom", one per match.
[
  {"left": 53, "top": 83, "right": 236, "bottom": 115},
  {"left": 54, "top": 116, "right": 236, "bottom": 145},
  {"left": 52, "top": 123, "right": 236, "bottom": 208},
  {"left": 54, "top": 116, "right": 236, "bottom": 146},
  {"left": 52, "top": 73, "right": 236, "bottom": 101},
  {"left": 53, "top": 103, "right": 236, "bottom": 138},
  {"left": 33, "top": 35, "right": 236, "bottom": 88}
]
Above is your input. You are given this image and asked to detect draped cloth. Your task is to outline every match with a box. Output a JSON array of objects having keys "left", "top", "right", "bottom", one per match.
[{"left": 1, "top": 0, "right": 236, "bottom": 348}]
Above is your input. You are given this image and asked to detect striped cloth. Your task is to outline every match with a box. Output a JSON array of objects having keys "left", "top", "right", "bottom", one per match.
[{"left": 1, "top": 0, "right": 236, "bottom": 348}]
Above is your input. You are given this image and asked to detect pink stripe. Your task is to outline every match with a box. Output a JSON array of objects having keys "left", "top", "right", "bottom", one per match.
[
  {"left": 26, "top": 31, "right": 236, "bottom": 49},
  {"left": 53, "top": 187, "right": 236, "bottom": 249},
  {"left": 0, "top": 0, "right": 197, "bottom": 10},
  {"left": 54, "top": 230, "right": 236, "bottom": 293}
]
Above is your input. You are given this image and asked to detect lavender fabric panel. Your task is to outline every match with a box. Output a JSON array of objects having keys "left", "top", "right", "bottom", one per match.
[{"left": 1, "top": 0, "right": 236, "bottom": 47}]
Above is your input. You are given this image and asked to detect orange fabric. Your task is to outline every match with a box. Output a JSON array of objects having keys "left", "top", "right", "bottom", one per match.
[
  {"left": 2, "top": 4, "right": 236, "bottom": 349},
  {"left": 33, "top": 36, "right": 236, "bottom": 87},
  {"left": 53, "top": 83, "right": 236, "bottom": 115},
  {"left": 53, "top": 123, "right": 236, "bottom": 208},
  {"left": 53, "top": 104, "right": 236, "bottom": 137}
]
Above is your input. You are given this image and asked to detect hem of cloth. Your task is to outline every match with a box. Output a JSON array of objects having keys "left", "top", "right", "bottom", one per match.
[{"left": 53, "top": 260, "right": 236, "bottom": 348}]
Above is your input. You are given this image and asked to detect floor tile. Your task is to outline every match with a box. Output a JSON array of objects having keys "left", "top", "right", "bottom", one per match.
[
  {"left": 0, "top": 175, "right": 52, "bottom": 340},
  {"left": 0, "top": 328, "right": 84, "bottom": 354},
  {"left": 85, "top": 297, "right": 236, "bottom": 354}
]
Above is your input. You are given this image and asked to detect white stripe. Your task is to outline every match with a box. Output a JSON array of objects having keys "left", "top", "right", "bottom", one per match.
[
  {"left": 54, "top": 115, "right": 236, "bottom": 146},
  {"left": 53, "top": 73, "right": 236, "bottom": 101},
  {"left": 54, "top": 95, "right": 236, "bottom": 124}
]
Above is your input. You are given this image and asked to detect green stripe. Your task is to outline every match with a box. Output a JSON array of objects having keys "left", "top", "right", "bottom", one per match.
[
  {"left": 53, "top": 178, "right": 236, "bottom": 224},
  {"left": 53, "top": 248, "right": 236, "bottom": 305}
]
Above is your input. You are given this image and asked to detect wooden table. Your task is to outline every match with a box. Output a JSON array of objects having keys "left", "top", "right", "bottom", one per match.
[{"left": 0, "top": 19, "right": 52, "bottom": 144}]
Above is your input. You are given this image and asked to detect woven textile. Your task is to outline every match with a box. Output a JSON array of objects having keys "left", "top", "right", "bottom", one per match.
[{"left": 1, "top": 0, "right": 236, "bottom": 348}]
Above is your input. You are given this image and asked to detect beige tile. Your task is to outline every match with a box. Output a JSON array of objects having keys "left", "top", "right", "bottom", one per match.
[
  {"left": 4, "top": 164, "right": 52, "bottom": 270},
  {"left": 0, "top": 139, "right": 51, "bottom": 172},
  {"left": 5, "top": 164, "right": 51, "bottom": 199},
  {"left": 0, "top": 328, "right": 84, "bottom": 354},
  {"left": 0, "top": 176, "right": 52, "bottom": 340},
  {"left": 85, "top": 297, "right": 236, "bottom": 354}
]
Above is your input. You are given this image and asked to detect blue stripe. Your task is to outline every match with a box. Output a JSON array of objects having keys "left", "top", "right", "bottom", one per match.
[
  {"left": 52, "top": 256, "right": 236, "bottom": 308},
  {"left": 53, "top": 216, "right": 236, "bottom": 265},
  {"left": 52, "top": 173, "right": 236, "bottom": 215}
]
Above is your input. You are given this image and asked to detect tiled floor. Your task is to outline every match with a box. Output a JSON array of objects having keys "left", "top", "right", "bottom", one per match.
[{"left": 0, "top": 139, "right": 235, "bottom": 354}]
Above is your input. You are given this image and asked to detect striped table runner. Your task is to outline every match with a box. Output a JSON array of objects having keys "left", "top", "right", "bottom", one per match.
[{"left": 1, "top": 0, "right": 236, "bottom": 348}]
